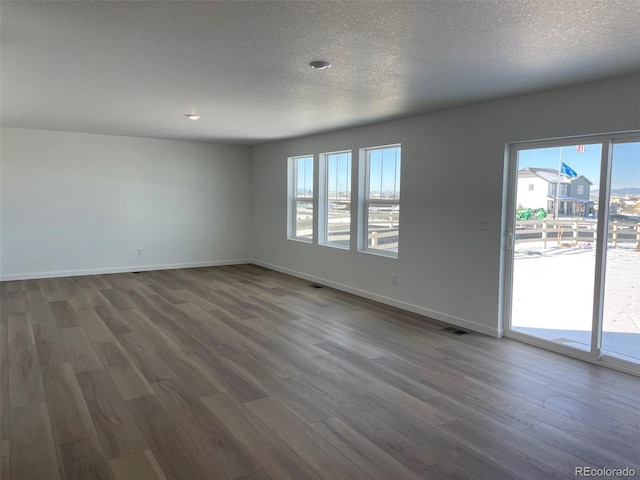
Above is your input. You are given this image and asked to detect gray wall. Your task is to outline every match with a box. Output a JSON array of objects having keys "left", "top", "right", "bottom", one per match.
[
  {"left": 250, "top": 74, "right": 640, "bottom": 337},
  {"left": 1, "top": 128, "right": 252, "bottom": 279}
]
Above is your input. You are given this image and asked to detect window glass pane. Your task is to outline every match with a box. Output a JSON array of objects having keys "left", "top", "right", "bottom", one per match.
[
  {"left": 394, "top": 148, "right": 401, "bottom": 199},
  {"left": 290, "top": 155, "right": 314, "bottom": 242},
  {"left": 368, "top": 146, "right": 401, "bottom": 201},
  {"left": 296, "top": 200, "right": 313, "bottom": 240},
  {"left": 296, "top": 156, "right": 313, "bottom": 198},
  {"left": 368, "top": 150, "right": 382, "bottom": 200},
  {"left": 381, "top": 146, "right": 401, "bottom": 200},
  {"left": 364, "top": 145, "right": 401, "bottom": 256},
  {"left": 326, "top": 152, "right": 351, "bottom": 247},
  {"left": 327, "top": 152, "right": 351, "bottom": 201},
  {"left": 367, "top": 203, "right": 399, "bottom": 253},
  {"left": 512, "top": 143, "right": 602, "bottom": 350},
  {"left": 327, "top": 155, "right": 337, "bottom": 199},
  {"left": 327, "top": 201, "right": 351, "bottom": 247},
  {"left": 602, "top": 140, "right": 640, "bottom": 364}
]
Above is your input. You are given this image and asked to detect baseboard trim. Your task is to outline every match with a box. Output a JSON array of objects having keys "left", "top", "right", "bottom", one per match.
[
  {"left": 0, "top": 259, "right": 252, "bottom": 281},
  {"left": 252, "top": 260, "right": 502, "bottom": 338}
]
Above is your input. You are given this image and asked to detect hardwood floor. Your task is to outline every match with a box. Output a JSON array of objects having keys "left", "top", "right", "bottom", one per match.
[{"left": 1, "top": 265, "right": 639, "bottom": 480}]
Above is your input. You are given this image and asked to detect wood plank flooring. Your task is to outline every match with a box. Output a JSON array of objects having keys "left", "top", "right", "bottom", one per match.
[{"left": 1, "top": 265, "right": 639, "bottom": 480}]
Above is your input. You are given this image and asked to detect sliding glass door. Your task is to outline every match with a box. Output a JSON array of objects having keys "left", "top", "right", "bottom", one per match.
[
  {"left": 601, "top": 141, "right": 640, "bottom": 364},
  {"left": 506, "top": 135, "right": 640, "bottom": 373}
]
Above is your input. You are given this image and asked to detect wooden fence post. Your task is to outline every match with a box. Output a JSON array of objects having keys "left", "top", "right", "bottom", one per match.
[
  {"left": 557, "top": 224, "right": 564, "bottom": 247},
  {"left": 573, "top": 221, "right": 578, "bottom": 246}
]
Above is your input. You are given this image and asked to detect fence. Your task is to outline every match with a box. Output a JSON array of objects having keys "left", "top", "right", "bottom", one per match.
[{"left": 515, "top": 219, "right": 640, "bottom": 249}]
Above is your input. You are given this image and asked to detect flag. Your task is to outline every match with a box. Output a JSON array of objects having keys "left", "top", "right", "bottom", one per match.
[
  {"left": 561, "top": 162, "right": 578, "bottom": 178},
  {"left": 575, "top": 145, "right": 586, "bottom": 153}
]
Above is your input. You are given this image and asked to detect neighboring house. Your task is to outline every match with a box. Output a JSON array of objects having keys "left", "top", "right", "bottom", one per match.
[{"left": 517, "top": 167, "right": 593, "bottom": 217}]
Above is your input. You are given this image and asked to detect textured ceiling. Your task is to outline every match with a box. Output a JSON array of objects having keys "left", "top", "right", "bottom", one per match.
[{"left": 1, "top": 1, "right": 639, "bottom": 144}]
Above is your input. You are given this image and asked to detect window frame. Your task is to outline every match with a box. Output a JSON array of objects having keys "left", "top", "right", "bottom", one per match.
[
  {"left": 320, "top": 150, "right": 353, "bottom": 249},
  {"left": 288, "top": 155, "right": 315, "bottom": 243},
  {"left": 359, "top": 144, "right": 401, "bottom": 258}
]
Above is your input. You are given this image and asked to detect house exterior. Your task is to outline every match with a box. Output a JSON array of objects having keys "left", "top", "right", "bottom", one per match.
[{"left": 517, "top": 167, "right": 593, "bottom": 217}]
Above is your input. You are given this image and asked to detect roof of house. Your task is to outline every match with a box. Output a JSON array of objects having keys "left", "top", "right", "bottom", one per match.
[{"left": 518, "top": 167, "right": 593, "bottom": 185}]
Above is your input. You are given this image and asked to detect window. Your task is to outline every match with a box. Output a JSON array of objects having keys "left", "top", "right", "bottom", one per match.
[
  {"left": 528, "top": 184, "right": 534, "bottom": 191},
  {"left": 577, "top": 184, "right": 584, "bottom": 195},
  {"left": 289, "top": 155, "right": 314, "bottom": 242},
  {"left": 561, "top": 184, "right": 568, "bottom": 195},
  {"left": 362, "top": 145, "right": 401, "bottom": 256},
  {"left": 322, "top": 151, "right": 352, "bottom": 248},
  {"left": 287, "top": 144, "right": 401, "bottom": 255}
]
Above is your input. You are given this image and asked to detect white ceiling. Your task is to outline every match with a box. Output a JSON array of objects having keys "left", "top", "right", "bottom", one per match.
[{"left": 1, "top": 1, "right": 639, "bottom": 145}]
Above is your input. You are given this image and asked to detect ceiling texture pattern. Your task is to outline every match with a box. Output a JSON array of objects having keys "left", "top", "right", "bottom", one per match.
[{"left": 1, "top": 1, "right": 639, "bottom": 144}]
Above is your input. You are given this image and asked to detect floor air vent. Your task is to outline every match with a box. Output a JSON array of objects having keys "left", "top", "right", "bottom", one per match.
[{"left": 442, "top": 326, "right": 468, "bottom": 335}]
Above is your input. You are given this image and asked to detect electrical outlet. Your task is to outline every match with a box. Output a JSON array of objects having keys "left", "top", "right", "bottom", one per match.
[
  {"left": 391, "top": 274, "right": 397, "bottom": 285},
  {"left": 137, "top": 248, "right": 143, "bottom": 256},
  {"left": 477, "top": 217, "right": 488, "bottom": 231}
]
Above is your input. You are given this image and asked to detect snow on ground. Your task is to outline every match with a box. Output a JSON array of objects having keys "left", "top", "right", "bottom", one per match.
[{"left": 512, "top": 243, "right": 639, "bottom": 360}]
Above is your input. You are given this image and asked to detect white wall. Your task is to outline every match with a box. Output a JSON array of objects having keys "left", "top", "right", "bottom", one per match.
[
  {"left": 1, "top": 128, "right": 252, "bottom": 279},
  {"left": 250, "top": 74, "right": 640, "bottom": 337}
]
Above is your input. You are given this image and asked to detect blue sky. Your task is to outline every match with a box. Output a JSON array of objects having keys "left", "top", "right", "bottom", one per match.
[
  {"left": 518, "top": 141, "right": 640, "bottom": 190},
  {"left": 298, "top": 147, "right": 401, "bottom": 197},
  {"left": 327, "top": 152, "right": 351, "bottom": 198},
  {"left": 296, "top": 156, "right": 313, "bottom": 196},
  {"left": 369, "top": 146, "right": 401, "bottom": 197}
]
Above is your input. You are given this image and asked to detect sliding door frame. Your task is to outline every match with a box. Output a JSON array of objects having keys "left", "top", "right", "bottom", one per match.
[{"left": 502, "top": 131, "right": 640, "bottom": 377}]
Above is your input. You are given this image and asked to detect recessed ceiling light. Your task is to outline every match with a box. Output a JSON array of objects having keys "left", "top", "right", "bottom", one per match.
[
  {"left": 186, "top": 114, "right": 201, "bottom": 120},
  {"left": 309, "top": 60, "right": 331, "bottom": 70}
]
